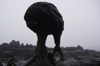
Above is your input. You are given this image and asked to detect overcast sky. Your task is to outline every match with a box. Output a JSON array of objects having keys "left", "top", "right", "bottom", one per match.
[{"left": 0, "top": 0, "right": 100, "bottom": 51}]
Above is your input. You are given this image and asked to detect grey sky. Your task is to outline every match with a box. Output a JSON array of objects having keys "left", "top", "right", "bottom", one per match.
[{"left": 0, "top": 0, "right": 100, "bottom": 51}]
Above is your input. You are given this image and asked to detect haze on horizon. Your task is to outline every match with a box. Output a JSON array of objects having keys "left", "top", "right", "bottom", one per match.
[{"left": 0, "top": 0, "right": 100, "bottom": 51}]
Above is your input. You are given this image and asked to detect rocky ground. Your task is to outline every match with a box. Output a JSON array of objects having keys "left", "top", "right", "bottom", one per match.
[
  {"left": 1, "top": 49, "right": 100, "bottom": 66},
  {"left": 0, "top": 45, "right": 100, "bottom": 66},
  {"left": 1, "top": 40, "right": 100, "bottom": 66},
  {"left": 55, "top": 48, "right": 100, "bottom": 66}
]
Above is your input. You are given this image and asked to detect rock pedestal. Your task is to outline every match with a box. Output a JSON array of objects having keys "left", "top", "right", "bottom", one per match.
[
  {"left": 24, "top": 46, "right": 53, "bottom": 66},
  {"left": 33, "top": 46, "right": 53, "bottom": 66},
  {"left": 31, "top": 58, "right": 53, "bottom": 66}
]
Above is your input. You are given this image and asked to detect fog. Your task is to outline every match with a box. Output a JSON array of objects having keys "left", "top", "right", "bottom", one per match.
[{"left": 0, "top": 0, "right": 100, "bottom": 51}]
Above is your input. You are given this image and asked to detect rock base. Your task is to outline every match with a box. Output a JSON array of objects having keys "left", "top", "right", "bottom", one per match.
[{"left": 24, "top": 56, "right": 100, "bottom": 66}]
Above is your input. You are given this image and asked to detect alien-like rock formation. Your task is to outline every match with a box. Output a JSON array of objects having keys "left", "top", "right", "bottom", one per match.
[{"left": 24, "top": 2, "right": 64, "bottom": 66}]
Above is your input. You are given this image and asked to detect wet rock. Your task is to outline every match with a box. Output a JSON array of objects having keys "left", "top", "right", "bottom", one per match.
[
  {"left": 79, "top": 57, "right": 100, "bottom": 66},
  {"left": 24, "top": 55, "right": 100, "bottom": 66},
  {"left": 55, "top": 57, "right": 79, "bottom": 66}
]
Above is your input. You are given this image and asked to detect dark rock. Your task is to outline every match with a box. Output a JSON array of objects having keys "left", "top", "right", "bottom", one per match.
[
  {"left": 76, "top": 45, "right": 84, "bottom": 50},
  {"left": 24, "top": 1, "right": 64, "bottom": 66},
  {"left": 79, "top": 57, "right": 100, "bottom": 66},
  {"left": 24, "top": 52, "right": 55, "bottom": 66},
  {"left": 47, "top": 52, "right": 55, "bottom": 65},
  {"left": 0, "top": 62, "right": 3, "bottom": 66},
  {"left": 7, "top": 58, "right": 17, "bottom": 66},
  {"left": 55, "top": 57, "right": 79, "bottom": 66},
  {"left": 31, "top": 59, "right": 53, "bottom": 66}
]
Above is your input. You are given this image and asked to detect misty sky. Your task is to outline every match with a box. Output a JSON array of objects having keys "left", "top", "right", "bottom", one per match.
[{"left": 0, "top": 0, "right": 100, "bottom": 51}]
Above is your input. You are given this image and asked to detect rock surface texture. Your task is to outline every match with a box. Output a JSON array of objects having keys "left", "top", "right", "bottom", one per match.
[
  {"left": 24, "top": 2, "right": 64, "bottom": 66},
  {"left": 0, "top": 46, "right": 100, "bottom": 66}
]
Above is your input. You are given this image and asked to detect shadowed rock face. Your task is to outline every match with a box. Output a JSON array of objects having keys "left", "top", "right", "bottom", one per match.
[
  {"left": 24, "top": 2, "right": 64, "bottom": 34},
  {"left": 24, "top": 2, "right": 64, "bottom": 66}
]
